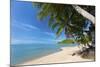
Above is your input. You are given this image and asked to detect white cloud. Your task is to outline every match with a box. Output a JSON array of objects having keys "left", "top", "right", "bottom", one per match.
[
  {"left": 12, "top": 23, "right": 31, "bottom": 31},
  {"left": 12, "top": 20, "right": 40, "bottom": 31},
  {"left": 44, "top": 32, "right": 55, "bottom": 37},
  {"left": 21, "top": 23, "right": 39, "bottom": 30}
]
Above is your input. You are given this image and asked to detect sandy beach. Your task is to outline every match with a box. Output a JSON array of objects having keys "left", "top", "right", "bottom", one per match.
[{"left": 17, "top": 46, "right": 94, "bottom": 66}]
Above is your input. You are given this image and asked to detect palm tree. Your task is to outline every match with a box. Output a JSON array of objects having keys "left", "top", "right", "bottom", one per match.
[
  {"left": 33, "top": 3, "right": 95, "bottom": 57},
  {"left": 72, "top": 5, "right": 95, "bottom": 24}
]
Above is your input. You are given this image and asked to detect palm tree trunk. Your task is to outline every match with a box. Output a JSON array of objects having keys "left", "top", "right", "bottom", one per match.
[{"left": 72, "top": 5, "right": 95, "bottom": 24}]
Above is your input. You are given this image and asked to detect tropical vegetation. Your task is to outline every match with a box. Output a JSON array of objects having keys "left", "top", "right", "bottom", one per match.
[{"left": 33, "top": 3, "right": 95, "bottom": 59}]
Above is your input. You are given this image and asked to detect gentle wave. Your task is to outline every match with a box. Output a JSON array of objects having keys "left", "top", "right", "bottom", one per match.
[{"left": 11, "top": 43, "right": 77, "bottom": 65}]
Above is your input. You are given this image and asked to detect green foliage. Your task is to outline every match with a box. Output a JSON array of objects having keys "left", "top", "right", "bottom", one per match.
[
  {"left": 75, "top": 34, "right": 92, "bottom": 46},
  {"left": 58, "top": 39, "right": 75, "bottom": 44},
  {"left": 56, "top": 25, "right": 64, "bottom": 36},
  {"left": 33, "top": 3, "right": 95, "bottom": 47},
  {"left": 51, "top": 22, "right": 59, "bottom": 30}
]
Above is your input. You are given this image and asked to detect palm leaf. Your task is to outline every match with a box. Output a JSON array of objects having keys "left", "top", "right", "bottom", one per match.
[
  {"left": 56, "top": 25, "right": 64, "bottom": 36},
  {"left": 51, "top": 23, "right": 59, "bottom": 30},
  {"left": 48, "top": 14, "right": 55, "bottom": 27}
]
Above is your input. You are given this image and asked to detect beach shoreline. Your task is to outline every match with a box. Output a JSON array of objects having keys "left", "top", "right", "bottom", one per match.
[{"left": 15, "top": 46, "right": 94, "bottom": 66}]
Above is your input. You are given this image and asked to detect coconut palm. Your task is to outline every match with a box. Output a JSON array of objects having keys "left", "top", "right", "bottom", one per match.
[{"left": 33, "top": 3, "right": 95, "bottom": 50}]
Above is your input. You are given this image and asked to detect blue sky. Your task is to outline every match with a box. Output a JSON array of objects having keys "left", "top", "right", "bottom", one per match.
[{"left": 11, "top": 0, "right": 66, "bottom": 44}]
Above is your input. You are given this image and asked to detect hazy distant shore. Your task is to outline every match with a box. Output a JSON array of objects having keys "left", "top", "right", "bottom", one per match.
[{"left": 16, "top": 46, "right": 94, "bottom": 66}]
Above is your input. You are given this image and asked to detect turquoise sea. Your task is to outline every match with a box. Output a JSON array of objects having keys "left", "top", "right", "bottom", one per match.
[{"left": 11, "top": 43, "right": 77, "bottom": 65}]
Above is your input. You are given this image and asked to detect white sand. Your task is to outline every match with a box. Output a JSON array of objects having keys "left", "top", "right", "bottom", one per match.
[{"left": 19, "top": 46, "right": 93, "bottom": 65}]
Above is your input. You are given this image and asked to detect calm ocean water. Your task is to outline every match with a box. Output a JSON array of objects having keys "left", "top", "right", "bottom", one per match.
[{"left": 11, "top": 43, "right": 76, "bottom": 65}]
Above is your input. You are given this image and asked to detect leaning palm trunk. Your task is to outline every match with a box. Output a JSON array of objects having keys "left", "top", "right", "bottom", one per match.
[{"left": 72, "top": 5, "right": 95, "bottom": 24}]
